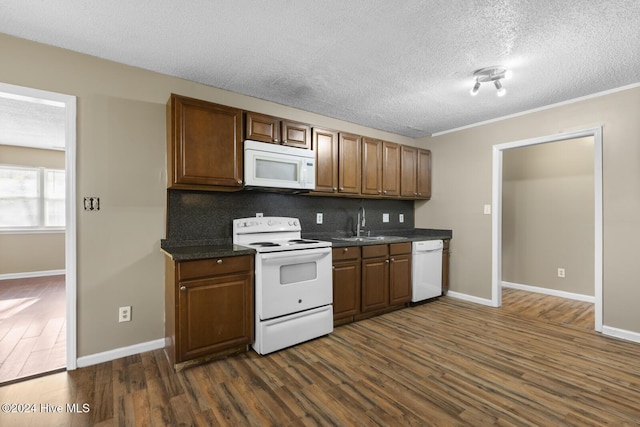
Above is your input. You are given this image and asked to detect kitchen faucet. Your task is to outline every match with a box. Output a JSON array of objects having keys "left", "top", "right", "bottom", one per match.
[{"left": 356, "top": 206, "right": 366, "bottom": 237}]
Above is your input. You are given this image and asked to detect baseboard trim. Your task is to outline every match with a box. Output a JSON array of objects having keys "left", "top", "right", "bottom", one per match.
[
  {"left": 446, "top": 291, "right": 494, "bottom": 307},
  {"left": 0, "top": 269, "right": 65, "bottom": 281},
  {"left": 502, "top": 281, "right": 595, "bottom": 303},
  {"left": 602, "top": 326, "right": 640, "bottom": 345},
  {"left": 76, "top": 338, "right": 165, "bottom": 368}
]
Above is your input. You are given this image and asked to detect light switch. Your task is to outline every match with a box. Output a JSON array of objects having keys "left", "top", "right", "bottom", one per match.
[
  {"left": 483, "top": 204, "right": 491, "bottom": 215},
  {"left": 383, "top": 213, "right": 389, "bottom": 223}
]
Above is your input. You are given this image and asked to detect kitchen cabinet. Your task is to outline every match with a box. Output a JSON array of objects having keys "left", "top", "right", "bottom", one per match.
[
  {"left": 382, "top": 141, "right": 401, "bottom": 197},
  {"left": 165, "top": 255, "right": 254, "bottom": 370},
  {"left": 313, "top": 128, "right": 339, "bottom": 193},
  {"left": 332, "top": 246, "right": 361, "bottom": 325},
  {"left": 167, "top": 94, "right": 243, "bottom": 190},
  {"left": 389, "top": 242, "right": 412, "bottom": 305},
  {"left": 442, "top": 239, "right": 450, "bottom": 295},
  {"left": 313, "top": 129, "right": 361, "bottom": 195},
  {"left": 362, "top": 137, "right": 383, "bottom": 196},
  {"left": 360, "top": 242, "right": 412, "bottom": 315},
  {"left": 338, "top": 133, "right": 362, "bottom": 194},
  {"left": 245, "top": 111, "right": 311, "bottom": 149},
  {"left": 361, "top": 244, "right": 389, "bottom": 313},
  {"left": 400, "top": 146, "right": 431, "bottom": 199}
]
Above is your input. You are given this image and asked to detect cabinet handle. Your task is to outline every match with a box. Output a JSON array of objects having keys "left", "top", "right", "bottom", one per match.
[
  {"left": 385, "top": 259, "right": 390, "bottom": 263},
  {"left": 333, "top": 187, "right": 337, "bottom": 192},
  {"left": 180, "top": 286, "right": 186, "bottom": 291},
  {"left": 332, "top": 266, "right": 335, "bottom": 270},
  {"left": 378, "top": 190, "right": 382, "bottom": 194},
  {"left": 237, "top": 179, "right": 242, "bottom": 184},
  {"left": 274, "top": 138, "right": 280, "bottom": 143},
  {"left": 343, "top": 248, "right": 349, "bottom": 253},
  {"left": 217, "top": 259, "right": 223, "bottom": 264},
  {"left": 340, "top": 187, "right": 344, "bottom": 191},
  {"left": 418, "top": 192, "right": 421, "bottom": 196},
  {"left": 383, "top": 190, "right": 387, "bottom": 194},
  {"left": 414, "top": 192, "right": 418, "bottom": 196},
  {"left": 390, "top": 258, "right": 395, "bottom": 262}
]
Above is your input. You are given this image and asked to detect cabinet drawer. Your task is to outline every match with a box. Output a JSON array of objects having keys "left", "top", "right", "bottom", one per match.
[
  {"left": 390, "top": 242, "right": 412, "bottom": 255},
  {"left": 362, "top": 244, "right": 389, "bottom": 259},
  {"left": 332, "top": 246, "right": 361, "bottom": 261},
  {"left": 178, "top": 255, "right": 253, "bottom": 281}
]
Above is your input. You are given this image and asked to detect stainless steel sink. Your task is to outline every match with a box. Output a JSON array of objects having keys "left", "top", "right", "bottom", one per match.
[{"left": 332, "top": 235, "right": 408, "bottom": 242}]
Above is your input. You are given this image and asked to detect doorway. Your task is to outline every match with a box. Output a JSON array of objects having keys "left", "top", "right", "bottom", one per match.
[
  {"left": 491, "top": 128, "right": 603, "bottom": 332},
  {"left": 0, "top": 82, "right": 76, "bottom": 382}
]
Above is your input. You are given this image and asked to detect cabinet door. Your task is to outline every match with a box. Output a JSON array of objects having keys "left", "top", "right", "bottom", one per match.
[
  {"left": 361, "top": 257, "right": 389, "bottom": 312},
  {"left": 332, "top": 259, "right": 361, "bottom": 321},
  {"left": 177, "top": 273, "right": 253, "bottom": 362},
  {"left": 338, "top": 133, "right": 362, "bottom": 194},
  {"left": 313, "top": 128, "right": 339, "bottom": 193},
  {"left": 362, "top": 138, "right": 382, "bottom": 195},
  {"left": 417, "top": 149, "right": 431, "bottom": 199},
  {"left": 169, "top": 95, "right": 243, "bottom": 188},
  {"left": 281, "top": 120, "right": 311, "bottom": 149},
  {"left": 442, "top": 239, "right": 450, "bottom": 296},
  {"left": 400, "top": 145, "right": 418, "bottom": 197},
  {"left": 389, "top": 254, "right": 412, "bottom": 305},
  {"left": 245, "top": 112, "right": 280, "bottom": 144},
  {"left": 382, "top": 141, "right": 401, "bottom": 197}
]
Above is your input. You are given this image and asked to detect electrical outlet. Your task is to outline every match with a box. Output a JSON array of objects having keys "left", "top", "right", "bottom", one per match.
[
  {"left": 484, "top": 204, "right": 491, "bottom": 215},
  {"left": 557, "top": 268, "right": 565, "bottom": 278},
  {"left": 118, "top": 306, "right": 132, "bottom": 322},
  {"left": 316, "top": 213, "right": 323, "bottom": 224},
  {"left": 256, "top": 213, "right": 263, "bottom": 217},
  {"left": 399, "top": 213, "right": 404, "bottom": 223},
  {"left": 383, "top": 213, "right": 389, "bottom": 223}
]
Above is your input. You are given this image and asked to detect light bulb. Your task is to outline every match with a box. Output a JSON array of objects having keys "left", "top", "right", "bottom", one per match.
[
  {"left": 470, "top": 80, "right": 480, "bottom": 96},
  {"left": 494, "top": 80, "right": 506, "bottom": 96}
]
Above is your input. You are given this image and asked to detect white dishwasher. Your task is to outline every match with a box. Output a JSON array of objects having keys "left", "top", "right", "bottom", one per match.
[{"left": 411, "top": 240, "right": 443, "bottom": 302}]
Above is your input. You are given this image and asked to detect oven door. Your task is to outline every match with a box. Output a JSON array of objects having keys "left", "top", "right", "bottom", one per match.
[{"left": 256, "top": 247, "right": 332, "bottom": 320}]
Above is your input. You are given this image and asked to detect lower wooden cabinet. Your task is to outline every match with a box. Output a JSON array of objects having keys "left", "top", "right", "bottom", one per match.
[
  {"left": 333, "top": 242, "right": 412, "bottom": 325},
  {"left": 165, "top": 255, "right": 254, "bottom": 370},
  {"left": 332, "top": 246, "right": 361, "bottom": 324}
]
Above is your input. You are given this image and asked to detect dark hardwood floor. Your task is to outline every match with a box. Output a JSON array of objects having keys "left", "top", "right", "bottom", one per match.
[
  {"left": 0, "top": 275, "right": 66, "bottom": 384},
  {"left": 1, "top": 289, "right": 639, "bottom": 426}
]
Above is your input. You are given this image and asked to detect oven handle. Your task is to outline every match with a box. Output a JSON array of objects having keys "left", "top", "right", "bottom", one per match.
[{"left": 260, "top": 247, "right": 331, "bottom": 264}]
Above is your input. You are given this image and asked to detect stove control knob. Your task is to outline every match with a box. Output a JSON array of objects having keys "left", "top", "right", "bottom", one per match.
[
  {"left": 268, "top": 220, "right": 273, "bottom": 226},
  {"left": 293, "top": 220, "right": 299, "bottom": 226}
]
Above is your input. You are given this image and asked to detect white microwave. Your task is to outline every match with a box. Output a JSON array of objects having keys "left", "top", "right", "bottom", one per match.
[{"left": 244, "top": 140, "right": 316, "bottom": 191}]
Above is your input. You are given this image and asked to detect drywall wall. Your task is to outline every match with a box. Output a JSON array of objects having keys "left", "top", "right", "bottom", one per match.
[
  {"left": 502, "top": 137, "right": 594, "bottom": 296},
  {"left": 0, "top": 33, "right": 415, "bottom": 358},
  {"left": 416, "top": 85, "right": 640, "bottom": 333},
  {"left": 0, "top": 146, "right": 66, "bottom": 274}
]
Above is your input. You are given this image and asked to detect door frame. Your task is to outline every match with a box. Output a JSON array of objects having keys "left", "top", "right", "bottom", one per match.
[
  {"left": 0, "top": 82, "right": 77, "bottom": 368},
  {"left": 491, "top": 127, "right": 603, "bottom": 332}
]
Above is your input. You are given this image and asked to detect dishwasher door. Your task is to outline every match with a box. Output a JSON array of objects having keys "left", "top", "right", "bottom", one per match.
[{"left": 411, "top": 240, "right": 443, "bottom": 302}]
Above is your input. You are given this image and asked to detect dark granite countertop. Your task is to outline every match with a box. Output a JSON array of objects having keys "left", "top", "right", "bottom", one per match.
[
  {"left": 161, "top": 228, "right": 452, "bottom": 260},
  {"left": 161, "top": 239, "right": 255, "bottom": 261}
]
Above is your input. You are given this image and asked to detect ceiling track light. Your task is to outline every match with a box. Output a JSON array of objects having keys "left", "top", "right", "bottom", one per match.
[{"left": 470, "top": 66, "right": 511, "bottom": 97}]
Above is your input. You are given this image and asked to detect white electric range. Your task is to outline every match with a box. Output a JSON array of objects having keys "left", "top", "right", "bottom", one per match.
[{"left": 232, "top": 217, "right": 333, "bottom": 354}]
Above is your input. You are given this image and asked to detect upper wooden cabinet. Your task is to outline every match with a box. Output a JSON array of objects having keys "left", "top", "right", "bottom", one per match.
[
  {"left": 382, "top": 141, "right": 401, "bottom": 197},
  {"left": 167, "top": 94, "right": 243, "bottom": 190},
  {"left": 362, "top": 138, "right": 383, "bottom": 196},
  {"left": 245, "top": 112, "right": 311, "bottom": 149},
  {"left": 338, "top": 133, "right": 362, "bottom": 194},
  {"left": 313, "top": 128, "right": 339, "bottom": 193},
  {"left": 400, "top": 146, "right": 431, "bottom": 199}
]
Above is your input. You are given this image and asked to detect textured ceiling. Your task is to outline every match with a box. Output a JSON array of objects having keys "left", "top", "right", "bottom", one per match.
[{"left": 1, "top": 0, "right": 639, "bottom": 137}]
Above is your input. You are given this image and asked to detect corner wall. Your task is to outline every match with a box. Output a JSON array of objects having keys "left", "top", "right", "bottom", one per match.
[{"left": 416, "top": 85, "right": 640, "bottom": 333}]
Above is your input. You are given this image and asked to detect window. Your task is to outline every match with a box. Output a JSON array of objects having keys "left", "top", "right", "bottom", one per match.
[{"left": 0, "top": 164, "right": 65, "bottom": 230}]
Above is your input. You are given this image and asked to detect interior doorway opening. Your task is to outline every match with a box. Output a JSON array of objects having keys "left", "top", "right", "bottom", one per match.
[
  {"left": 491, "top": 128, "right": 603, "bottom": 332},
  {"left": 0, "top": 82, "right": 76, "bottom": 383}
]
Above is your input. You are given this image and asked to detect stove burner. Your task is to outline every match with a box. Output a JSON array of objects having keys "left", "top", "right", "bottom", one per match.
[
  {"left": 288, "top": 239, "right": 319, "bottom": 244},
  {"left": 250, "top": 242, "right": 281, "bottom": 247}
]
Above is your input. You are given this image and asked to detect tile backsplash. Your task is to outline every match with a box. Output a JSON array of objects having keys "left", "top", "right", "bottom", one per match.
[{"left": 166, "top": 189, "right": 415, "bottom": 242}]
